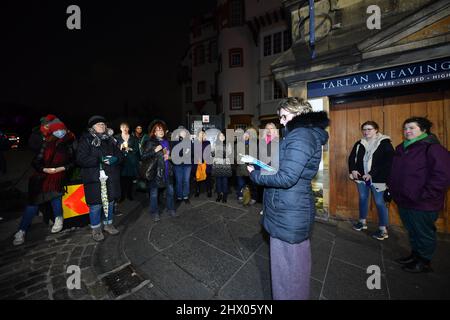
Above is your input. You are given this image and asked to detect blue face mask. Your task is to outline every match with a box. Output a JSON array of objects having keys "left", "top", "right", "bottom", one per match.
[{"left": 53, "top": 129, "right": 67, "bottom": 139}]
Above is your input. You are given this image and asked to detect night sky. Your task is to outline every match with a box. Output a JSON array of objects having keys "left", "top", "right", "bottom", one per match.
[{"left": 0, "top": 0, "right": 216, "bottom": 134}]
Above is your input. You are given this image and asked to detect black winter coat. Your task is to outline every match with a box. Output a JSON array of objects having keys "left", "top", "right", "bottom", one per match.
[
  {"left": 348, "top": 138, "right": 394, "bottom": 183},
  {"left": 141, "top": 137, "right": 174, "bottom": 187},
  {"left": 76, "top": 131, "right": 123, "bottom": 205}
]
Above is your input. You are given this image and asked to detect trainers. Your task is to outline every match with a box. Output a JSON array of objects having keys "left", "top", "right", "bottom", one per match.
[
  {"left": 51, "top": 216, "right": 64, "bottom": 234},
  {"left": 352, "top": 221, "right": 368, "bottom": 231},
  {"left": 168, "top": 210, "right": 178, "bottom": 218},
  {"left": 13, "top": 230, "right": 26, "bottom": 246},
  {"left": 104, "top": 224, "right": 120, "bottom": 235},
  {"left": 249, "top": 199, "right": 256, "bottom": 205},
  {"left": 92, "top": 227, "right": 105, "bottom": 242},
  {"left": 238, "top": 197, "right": 243, "bottom": 204},
  {"left": 259, "top": 210, "right": 263, "bottom": 216},
  {"left": 372, "top": 229, "right": 389, "bottom": 240},
  {"left": 153, "top": 214, "right": 161, "bottom": 222}
]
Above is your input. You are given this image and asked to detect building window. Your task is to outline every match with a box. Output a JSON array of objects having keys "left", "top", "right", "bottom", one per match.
[
  {"left": 230, "top": 0, "right": 244, "bottom": 26},
  {"left": 263, "top": 79, "right": 286, "bottom": 101},
  {"left": 194, "top": 45, "right": 205, "bottom": 66},
  {"left": 230, "top": 92, "right": 244, "bottom": 110},
  {"left": 264, "top": 35, "right": 272, "bottom": 57},
  {"left": 274, "top": 81, "right": 284, "bottom": 99},
  {"left": 229, "top": 48, "right": 243, "bottom": 68},
  {"left": 198, "top": 81, "right": 206, "bottom": 95},
  {"left": 283, "top": 29, "right": 292, "bottom": 51},
  {"left": 185, "top": 86, "right": 192, "bottom": 103},
  {"left": 273, "top": 32, "right": 282, "bottom": 54},
  {"left": 264, "top": 80, "right": 273, "bottom": 101}
]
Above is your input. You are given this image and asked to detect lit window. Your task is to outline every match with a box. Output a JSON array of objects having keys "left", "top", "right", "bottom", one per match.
[{"left": 230, "top": 93, "right": 244, "bottom": 110}]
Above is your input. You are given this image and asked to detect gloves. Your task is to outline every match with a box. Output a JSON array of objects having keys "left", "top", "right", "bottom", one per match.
[{"left": 102, "top": 156, "right": 118, "bottom": 166}]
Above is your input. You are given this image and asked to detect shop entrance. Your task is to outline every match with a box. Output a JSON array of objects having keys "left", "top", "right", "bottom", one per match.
[{"left": 328, "top": 89, "right": 450, "bottom": 233}]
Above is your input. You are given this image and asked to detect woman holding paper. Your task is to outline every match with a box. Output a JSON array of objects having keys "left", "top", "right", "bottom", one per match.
[{"left": 248, "top": 97, "right": 329, "bottom": 300}]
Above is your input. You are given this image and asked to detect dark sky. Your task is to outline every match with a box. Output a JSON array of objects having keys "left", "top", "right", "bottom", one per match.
[{"left": 0, "top": 0, "right": 216, "bottom": 132}]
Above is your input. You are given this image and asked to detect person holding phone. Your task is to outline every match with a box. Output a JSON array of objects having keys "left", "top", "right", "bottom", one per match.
[{"left": 348, "top": 121, "right": 394, "bottom": 240}]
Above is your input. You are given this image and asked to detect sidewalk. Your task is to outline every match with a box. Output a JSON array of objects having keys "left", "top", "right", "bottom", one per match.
[{"left": 1, "top": 190, "right": 449, "bottom": 300}]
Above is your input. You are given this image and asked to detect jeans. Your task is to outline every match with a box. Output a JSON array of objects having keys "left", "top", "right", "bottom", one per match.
[
  {"left": 173, "top": 164, "right": 191, "bottom": 199},
  {"left": 19, "top": 196, "right": 63, "bottom": 232},
  {"left": 398, "top": 207, "right": 439, "bottom": 261},
  {"left": 236, "top": 176, "right": 256, "bottom": 199},
  {"left": 149, "top": 182, "right": 175, "bottom": 214},
  {"left": 88, "top": 201, "right": 115, "bottom": 229},
  {"left": 356, "top": 182, "right": 389, "bottom": 227},
  {"left": 215, "top": 177, "right": 229, "bottom": 194}
]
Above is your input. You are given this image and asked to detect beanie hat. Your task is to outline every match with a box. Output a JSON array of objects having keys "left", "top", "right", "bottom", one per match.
[
  {"left": 40, "top": 114, "right": 66, "bottom": 137},
  {"left": 88, "top": 115, "right": 107, "bottom": 128}
]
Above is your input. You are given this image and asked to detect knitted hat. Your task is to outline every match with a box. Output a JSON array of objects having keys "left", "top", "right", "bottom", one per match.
[
  {"left": 40, "top": 114, "right": 66, "bottom": 137},
  {"left": 88, "top": 115, "right": 107, "bottom": 128}
]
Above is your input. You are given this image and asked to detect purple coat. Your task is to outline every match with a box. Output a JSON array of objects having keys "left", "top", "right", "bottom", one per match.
[{"left": 388, "top": 135, "right": 450, "bottom": 212}]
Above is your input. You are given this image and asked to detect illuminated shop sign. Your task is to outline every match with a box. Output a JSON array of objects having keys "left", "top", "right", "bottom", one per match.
[{"left": 307, "top": 57, "right": 450, "bottom": 98}]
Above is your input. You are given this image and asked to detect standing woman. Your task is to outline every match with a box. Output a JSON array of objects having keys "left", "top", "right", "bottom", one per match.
[
  {"left": 248, "top": 97, "right": 329, "bottom": 300},
  {"left": 13, "top": 115, "right": 76, "bottom": 246},
  {"left": 212, "top": 131, "right": 233, "bottom": 203},
  {"left": 115, "top": 122, "right": 140, "bottom": 201},
  {"left": 172, "top": 126, "right": 192, "bottom": 204},
  {"left": 349, "top": 121, "right": 395, "bottom": 240},
  {"left": 141, "top": 120, "right": 176, "bottom": 221},
  {"left": 77, "top": 116, "right": 123, "bottom": 242},
  {"left": 388, "top": 117, "right": 450, "bottom": 273}
]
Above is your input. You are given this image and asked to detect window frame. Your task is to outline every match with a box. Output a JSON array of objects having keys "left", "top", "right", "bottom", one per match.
[
  {"left": 229, "top": 92, "right": 244, "bottom": 110},
  {"left": 229, "top": 48, "right": 243, "bottom": 68}
]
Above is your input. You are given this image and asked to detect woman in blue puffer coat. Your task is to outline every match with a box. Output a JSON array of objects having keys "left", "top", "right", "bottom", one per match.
[{"left": 248, "top": 97, "right": 329, "bottom": 300}]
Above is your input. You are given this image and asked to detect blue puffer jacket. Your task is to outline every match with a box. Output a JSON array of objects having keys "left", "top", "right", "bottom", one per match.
[{"left": 250, "top": 111, "right": 329, "bottom": 244}]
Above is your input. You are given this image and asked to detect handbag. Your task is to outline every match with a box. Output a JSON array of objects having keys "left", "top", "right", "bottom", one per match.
[
  {"left": 212, "top": 163, "right": 232, "bottom": 177},
  {"left": 139, "top": 157, "right": 157, "bottom": 181}
]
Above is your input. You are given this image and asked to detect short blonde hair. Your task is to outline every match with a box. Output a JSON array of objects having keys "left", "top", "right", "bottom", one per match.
[{"left": 277, "top": 97, "right": 312, "bottom": 115}]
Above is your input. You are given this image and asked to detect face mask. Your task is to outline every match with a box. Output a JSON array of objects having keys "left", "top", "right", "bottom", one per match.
[{"left": 53, "top": 129, "right": 67, "bottom": 139}]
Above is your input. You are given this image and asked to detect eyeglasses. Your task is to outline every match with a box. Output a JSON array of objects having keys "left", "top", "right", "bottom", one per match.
[{"left": 362, "top": 128, "right": 375, "bottom": 131}]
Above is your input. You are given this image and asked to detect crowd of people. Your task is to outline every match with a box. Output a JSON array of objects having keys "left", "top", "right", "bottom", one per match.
[{"left": 2, "top": 96, "right": 449, "bottom": 300}]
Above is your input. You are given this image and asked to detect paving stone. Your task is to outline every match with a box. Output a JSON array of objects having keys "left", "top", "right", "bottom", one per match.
[
  {"left": 33, "top": 252, "right": 56, "bottom": 263},
  {"left": 164, "top": 236, "right": 243, "bottom": 291},
  {"left": 194, "top": 220, "right": 264, "bottom": 261},
  {"left": 332, "top": 237, "right": 384, "bottom": 272},
  {"left": 51, "top": 275, "right": 68, "bottom": 290},
  {"left": 14, "top": 275, "right": 47, "bottom": 291},
  {"left": 311, "top": 238, "right": 333, "bottom": 282},
  {"left": 53, "top": 288, "right": 71, "bottom": 300},
  {"left": 121, "top": 284, "right": 169, "bottom": 300},
  {"left": 87, "top": 281, "right": 111, "bottom": 299},
  {"left": 82, "top": 245, "right": 96, "bottom": 257},
  {"left": 24, "top": 289, "right": 50, "bottom": 300},
  {"left": 53, "top": 252, "right": 70, "bottom": 264},
  {"left": 385, "top": 260, "right": 450, "bottom": 299},
  {"left": 70, "top": 246, "right": 84, "bottom": 259},
  {"left": 3, "top": 291, "right": 27, "bottom": 300},
  {"left": 49, "top": 264, "right": 66, "bottom": 276},
  {"left": 80, "top": 267, "right": 98, "bottom": 285},
  {"left": 140, "top": 254, "right": 215, "bottom": 300},
  {"left": 79, "top": 256, "right": 92, "bottom": 269},
  {"left": 310, "top": 278, "right": 323, "bottom": 300},
  {"left": 123, "top": 223, "right": 159, "bottom": 266},
  {"left": 28, "top": 267, "right": 49, "bottom": 278},
  {"left": 68, "top": 282, "right": 90, "bottom": 300},
  {"left": 27, "top": 282, "right": 49, "bottom": 295},
  {"left": 322, "top": 258, "right": 389, "bottom": 300},
  {"left": 219, "top": 254, "right": 271, "bottom": 300}
]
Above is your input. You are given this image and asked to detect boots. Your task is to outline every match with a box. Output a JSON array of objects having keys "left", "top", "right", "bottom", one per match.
[
  {"left": 216, "top": 193, "right": 223, "bottom": 202},
  {"left": 194, "top": 183, "right": 200, "bottom": 197},
  {"left": 222, "top": 193, "right": 227, "bottom": 203}
]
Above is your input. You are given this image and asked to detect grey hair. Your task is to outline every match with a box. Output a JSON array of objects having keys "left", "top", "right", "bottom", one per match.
[{"left": 277, "top": 97, "right": 313, "bottom": 115}]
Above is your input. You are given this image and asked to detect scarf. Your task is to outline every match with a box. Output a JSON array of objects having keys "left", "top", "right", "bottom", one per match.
[
  {"left": 403, "top": 133, "right": 428, "bottom": 149},
  {"left": 159, "top": 139, "right": 170, "bottom": 180},
  {"left": 88, "top": 127, "right": 114, "bottom": 147}
]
